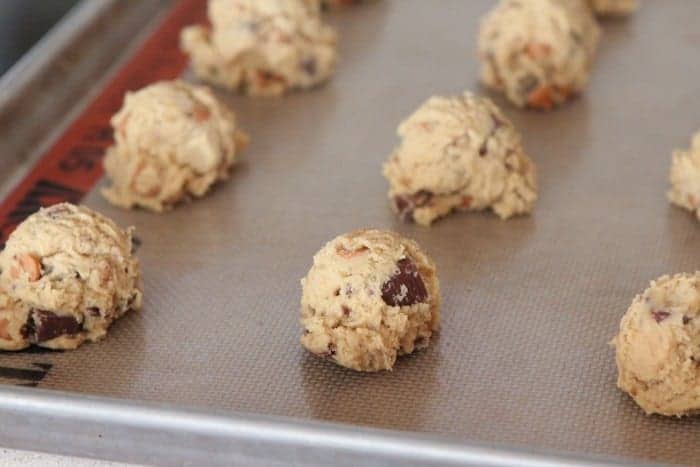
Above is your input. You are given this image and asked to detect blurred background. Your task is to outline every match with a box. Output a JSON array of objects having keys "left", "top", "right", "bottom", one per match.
[{"left": 0, "top": 0, "right": 79, "bottom": 75}]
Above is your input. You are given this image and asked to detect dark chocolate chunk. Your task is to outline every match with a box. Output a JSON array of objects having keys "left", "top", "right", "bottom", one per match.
[
  {"left": 87, "top": 307, "right": 101, "bottom": 317},
  {"left": 381, "top": 257, "right": 428, "bottom": 307},
  {"left": 342, "top": 305, "right": 351, "bottom": 316},
  {"left": 20, "top": 315, "right": 35, "bottom": 340},
  {"left": 684, "top": 315, "right": 692, "bottom": 325},
  {"left": 651, "top": 310, "right": 671, "bottom": 323},
  {"left": 31, "top": 310, "right": 81, "bottom": 342}
]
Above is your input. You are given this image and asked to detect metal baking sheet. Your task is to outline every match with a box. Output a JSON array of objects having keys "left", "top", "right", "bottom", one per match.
[{"left": 0, "top": 0, "right": 699, "bottom": 465}]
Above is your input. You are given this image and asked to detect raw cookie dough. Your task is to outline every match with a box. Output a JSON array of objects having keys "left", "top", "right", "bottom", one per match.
[
  {"left": 613, "top": 273, "right": 700, "bottom": 417},
  {"left": 180, "top": 0, "right": 337, "bottom": 96},
  {"left": 300, "top": 229, "right": 440, "bottom": 372},
  {"left": 0, "top": 291, "right": 33, "bottom": 351},
  {"left": 478, "top": 0, "right": 601, "bottom": 110},
  {"left": 668, "top": 131, "right": 700, "bottom": 220},
  {"left": 382, "top": 92, "right": 537, "bottom": 226},
  {"left": 0, "top": 203, "right": 142, "bottom": 350},
  {"left": 588, "top": 0, "right": 637, "bottom": 16},
  {"left": 102, "top": 80, "right": 248, "bottom": 212}
]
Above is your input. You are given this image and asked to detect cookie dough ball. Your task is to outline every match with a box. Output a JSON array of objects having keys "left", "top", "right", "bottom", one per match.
[
  {"left": 382, "top": 92, "right": 537, "bottom": 226},
  {"left": 478, "top": 0, "right": 601, "bottom": 110},
  {"left": 668, "top": 131, "right": 700, "bottom": 219},
  {"left": 613, "top": 273, "right": 700, "bottom": 416},
  {"left": 102, "top": 80, "right": 248, "bottom": 212},
  {"left": 0, "top": 203, "right": 142, "bottom": 350},
  {"left": 300, "top": 229, "right": 440, "bottom": 372},
  {"left": 181, "top": 0, "right": 337, "bottom": 96},
  {"left": 588, "top": 0, "right": 637, "bottom": 16}
]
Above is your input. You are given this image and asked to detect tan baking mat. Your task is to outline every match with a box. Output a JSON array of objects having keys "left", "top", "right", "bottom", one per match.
[{"left": 1, "top": 1, "right": 699, "bottom": 464}]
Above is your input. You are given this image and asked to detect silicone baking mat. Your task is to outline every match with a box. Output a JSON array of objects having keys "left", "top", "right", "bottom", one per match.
[{"left": 0, "top": 0, "right": 699, "bottom": 465}]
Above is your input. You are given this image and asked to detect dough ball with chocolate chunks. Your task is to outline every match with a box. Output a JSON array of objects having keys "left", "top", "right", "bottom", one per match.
[
  {"left": 0, "top": 203, "right": 142, "bottom": 350},
  {"left": 668, "top": 131, "right": 700, "bottom": 220},
  {"left": 300, "top": 229, "right": 440, "bottom": 372},
  {"left": 588, "top": 0, "right": 637, "bottom": 16},
  {"left": 478, "top": 0, "right": 600, "bottom": 110},
  {"left": 102, "top": 80, "right": 248, "bottom": 213},
  {"left": 181, "top": 0, "right": 337, "bottom": 96},
  {"left": 613, "top": 273, "right": 700, "bottom": 416},
  {"left": 383, "top": 92, "right": 537, "bottom": 226}
]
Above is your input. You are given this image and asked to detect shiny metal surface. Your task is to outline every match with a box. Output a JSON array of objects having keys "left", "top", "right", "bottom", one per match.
[{"left": 0, "top": 1, "right": 699, "bottom": 465}]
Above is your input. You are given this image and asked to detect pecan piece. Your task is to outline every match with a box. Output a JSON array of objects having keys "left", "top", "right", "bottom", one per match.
[
  {"left": 526, "top": 85, "right": 554, "bottom": 110},
  {"left": 525, "top": 42, "right": 552, "bottom": 60},
  {"left": 0, "top": 318, "right": 11, "bottom": 340},
  {"left": 192, "top": 105, "right": 211, "bottom": 122},
  {"left": 17, "top": 254, "right": 42, "bottom": 281},
  {"left": 337, "top": 245, "right": 369, "bottom": 258}
]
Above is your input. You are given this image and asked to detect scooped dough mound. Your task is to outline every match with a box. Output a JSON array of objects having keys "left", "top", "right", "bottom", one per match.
[
  {"left": 102, "top": 80, "right": 248, "bottom": 212},
  {"left": 181, "top": 0, "right": 337, "bottom": 96},
  {"left": 382, "top": 92, "right": 537, "bottom": 226},
  {"left": 0, "top": 203, "right": 142, "bottom": 350},
  {"left": 668, "top": 131, "right": 700, "bottom": 220},
  {"left": 613, "top": 273, "right": 700, "bottom": 417},
  {"left": 478, "top": 0, "right": 601, "bottom": 110},
  {"left": 300, "top": 229, "right": 440, "bottom": 372}
]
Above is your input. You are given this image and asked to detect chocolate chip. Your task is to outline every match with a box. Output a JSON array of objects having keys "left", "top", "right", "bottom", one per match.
[
  {"left": 131, "top": 236, "right": 142, "bottom": 254},
  {"left": 301, "top": 58, "right": 317, "bottom": 75},
  {"left": 684, "top": 316, "right": 692, "bottom": 325},
  {"left": 342, "top": 305, "right": 351, "bottom": 316},
  {"left": 393, "top": 190, "right": 433, "bottom": 223},
  {"left": 518, "top": 74, "right": 539, "bottom": 95},
  {"left": 333, "top": 288, "right": 341, "bottom": 296},
  {"left": 394, "top": 195, "right": 413, "bottom": 222},
  {"left": 381, "top": 258, "right": 428, "bottom": 307},
  {"left": 30, "top": 310, "right": 81, "bottom": 342},
  {"left": 20, "top": 316, "right": 35, "bottom": 339},
  {"left": 323, "top": 342, "right": 337, "bottom": 358},
  {"left": 40, "top": 261, "right": 53, "bottom": 275},
  {"left": 651, "top": 310, "right": 671, "bottom": 323},
  {"left": 87, "top": 307, "right": 100, "bottom": 317}
]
